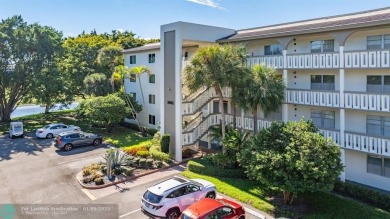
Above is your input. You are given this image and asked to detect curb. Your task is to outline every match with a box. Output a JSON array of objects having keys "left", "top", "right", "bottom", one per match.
[{"left": 77, "top": 158, "right": 191, "bottom": 190}]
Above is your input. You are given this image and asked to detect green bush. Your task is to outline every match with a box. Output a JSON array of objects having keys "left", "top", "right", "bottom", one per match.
[
  {"left": 161, "top": 134, "right": 170, "bottom": 153},
  {"left": 122, "top": 145, "right": 148, "bottom": 156},
  {"left": 150, "top": 150, "right": 170, "bottom": 162},
  {"left": 139, "top": 158, "right": 147, "bottom": 167},
  {"left": 123, "top": 167, "right": 135, "bottom": 176},
  {"left": 82, "top": 168, "right": 92, "bottom": 176},
  {"left": 146, "top": 159, "right": 154, "bottom": 167},
  {"left": 155, "top": 160, "right": 163, "bottom": 168},
  {"left": 333, "top": 181, "right": 390, "bottom": 210},
  {"left": 147, "top": 128, "right": 158, "bottom": 136},
  {"left": 133, "top": 157, "right": 140, "bottom": 165},
  {"left": 136, "top": 150, "right": 150, "bottom": 158},
  {"left": 94, "top": 177, "right": 104, "bottom": 185},
  {"left": 182, "top": 148, "right": 194, "bottom": 159},
  {"left": 205, "top": 153, "right": 238, "bottom": 169},
  {"left": 187, "top": 159, "right": 247, "bottom": 179},
  {"left": 82, "top": 176, "right": 94, "bottom": 184}
]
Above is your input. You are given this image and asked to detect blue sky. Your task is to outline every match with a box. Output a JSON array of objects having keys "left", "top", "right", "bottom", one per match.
[{"left": 1, "top": 0, "right": 390, "bottom": 39}]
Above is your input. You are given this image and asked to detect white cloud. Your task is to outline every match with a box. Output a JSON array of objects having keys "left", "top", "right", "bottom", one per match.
[
  {"left": 186, "top": 0, "right": 225, "bottom": 10},
  {"left": 116, "top": 28, "right": 124, "bottom": 33}
]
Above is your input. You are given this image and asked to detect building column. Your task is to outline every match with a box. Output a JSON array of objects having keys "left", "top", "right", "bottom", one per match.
[
  {"left": 282, "top": 69, "right": 288, "bottom": 122},
  {"left": 339, "top": 45, "right": 345, "bottom": 181}
]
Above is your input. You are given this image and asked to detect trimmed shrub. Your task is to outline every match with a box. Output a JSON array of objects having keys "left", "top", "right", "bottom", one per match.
[
  {"left": 333, "top": 180, "right": 390, "bottom": 210},
  {"left": 146, "top": 159, "right": 154, "bottom": 167},
  {"left": 82, "top": 176, "right": 94, "bottom": 184},
  {"left": 182, "top": 148, "right": 194, "bottom": 159},
  {"left": 133, "top": 157, "right": 140, "bottom": 166},
  {"left": 123, "top": 167, "right": 135, "bottom": 176},
  {"left": 82, "top": 168, "right": 92, "bottom": 176},
  {"left": 139, "top": 158, "right": 147, "bottom": 167},
  {"left": 123, "top": 145, "right": 148, "bottom": 156},
  {"left": 91, "top": 172, "right": 103, "bottom": 181},
  {"left": 205, "top": 153, "right": 238, "bottom": 169},
  {"left": 187, "top": 159, "right": 247, "bottom": 179},
  {"left": 136, "top": 150, "right": 150, "bottom": 158},
  {"left": 150, "top": 150, "right": 170, "bottom": 162},
  {"left": 155, "top": 160, "right": 163, "bottom": 168},
  {"left": 161, "top": 134, "right": 170, "bottom": 153},
  {"left": 147, "top": 128, "right": 158, "bottom": 136},
  {"left": 94, "top": 177, "right": 104, "bottom": 185}
]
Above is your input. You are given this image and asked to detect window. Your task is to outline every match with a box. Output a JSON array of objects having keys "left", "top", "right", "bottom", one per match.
[
  {"left": 310, "top": 75, "right": 335, "bottom": 90},
  {"left": 216, "top": 207, "right": 233, "bottom": 218},
  {"left": 149, "top": 74, "right": 155, "bottom": 83},
  {"left": 148, "top": 53, "right": 155, "bottom": 63},
  {"left": 68, "top": 133, "right": 80, "bottom": 139},
  {"left": 186, "top": 184, "right": 200, "bottom": 193},
  {"left": 264, "top": 44, "right": 282, "bottom": 55},
  {"left": 167, "top": 186, "right": 186, "bottom": 198},
  {"left": 184, "top": 52, "right": 189, "bottom": 60},
  {"left": 130, "top": 92, "right": 136, "bottom": 101},
  {"left": 310, "top": 40, "right": 334, "bottom": 53},
  {"left": 149, "top": 115, "right": 156, "bottom": 125},
  {"left": 311, "top": 110, "right": 335, "bottom": 129},
  {"left": 367, "top": 155, "right": 390, "bottom": 178},
  {"left": 367, "top": 35, "right": 390, "bottom": 50},
  {"left": 129, "top": 55, "right": 136, "bottom": 64},
  {"left": 149, "top": 94, "right": 155, "bottom": 104},
  {"left": 367, "top": 75, "right": 390, "bottom": 93},
  {"left": 143, "top": 191, "right": 163, "bottom": 204},
  {"left": 366, "top": 115, "right": 390, "bottom": 137},
  {"left": 130, "top": 74, "right": 136, "bottom": 82}
]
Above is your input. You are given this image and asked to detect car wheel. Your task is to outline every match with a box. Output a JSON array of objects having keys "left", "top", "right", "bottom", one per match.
[
  {"left": 64, "top": 144, "right": 73, "bottom": 151},
  {"left": 206, "top": 192, "right": 216, "bottom": 199},
  {"left": 93, "top": 139, "right": 101, "bottom": 146},
  {"left": 46, "top": 133, "right": 54, "bottom": 139},
  {"left": 239, "top": 216, "right": 245, "bottom": 219},
  {"left": 166, "top": 208, "right": 180, "bottom": 219},
  {"left": 20, "top": 134, "right": 24, "bottom": 138},
  {"left": 10, "top": 135, "right": 14, "bottom": 139}
]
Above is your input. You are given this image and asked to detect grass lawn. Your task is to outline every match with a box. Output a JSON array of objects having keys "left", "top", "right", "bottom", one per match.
[
  {"left": 181, "top": 170, "right": 390, "bottom": 219},
  {"left": 0, "top": 110, "right": 151, "bottom": 147}
]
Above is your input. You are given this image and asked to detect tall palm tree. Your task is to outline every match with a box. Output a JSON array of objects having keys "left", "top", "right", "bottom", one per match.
[
  {"left": 185, "top": 44, "right": 246, "bottom": 139},
  {"left": 239, "top": 64, "right": 285, "bottom": 133},
  {"left": 111, "top": 65, "right": 130, "bottom": 92},
  {"left": 128, "top": 65, "right": 151, "bottom": 106},
  {"left": 96, "top": 46, "right": 123, "bottom": 92}
]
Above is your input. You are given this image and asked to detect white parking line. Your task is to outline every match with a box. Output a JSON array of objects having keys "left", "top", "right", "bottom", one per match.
[
  {"left": 81, "top": 189, "right": 97, "bottom": 201},
  {"left": 119, "top": 209, "right": 141, "bottom": 218}
]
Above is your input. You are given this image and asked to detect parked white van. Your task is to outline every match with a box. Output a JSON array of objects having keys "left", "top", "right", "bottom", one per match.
[{"left": 9, "top": 121, "right": 24, "bottom": 139}]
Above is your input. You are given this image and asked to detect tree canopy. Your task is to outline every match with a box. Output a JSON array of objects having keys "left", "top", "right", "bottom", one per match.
[{"left": 238, "top": 119, "right": 343, "bottom": 204}]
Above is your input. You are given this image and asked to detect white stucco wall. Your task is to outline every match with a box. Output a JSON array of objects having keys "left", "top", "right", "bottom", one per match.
[
  {"left": 344, "top": 28, "right": 390, "bottom": 51},
  {"left": 124, "top": 49, "right": 162, "bottom": 129},
  {"left": 344, "top": 69, "right": 390, "bottom": 92},
  {"left": 345, "top": 149, "right": 390, "bottom": 191}
]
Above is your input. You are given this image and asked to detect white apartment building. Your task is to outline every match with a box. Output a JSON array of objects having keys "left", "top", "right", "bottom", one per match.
[{"left": 124, "top": 8, "right": 390, "bottom": 192}]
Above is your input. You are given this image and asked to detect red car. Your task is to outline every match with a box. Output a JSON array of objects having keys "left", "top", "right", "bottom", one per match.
[{"left": 180, "top": 198, "right": 245, "bottom": 219}]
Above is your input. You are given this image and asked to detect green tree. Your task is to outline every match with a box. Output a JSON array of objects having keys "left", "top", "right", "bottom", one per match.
[
  {"left": 128, "top": 66, "right": 151, "bottom": 106},
  {"left": 185, "top": 44, "right": 247, "bottom": 139},
  {"left": 237, "top": 64, "right": 285, "bottom": 133},
  {"left": 0, "top": 16, "right": 63, "bottom": 121},
  {"left": 83, "top": 73, "right": 111, "bottom": 96},
  {"left": 112, "top": 65, "right": 130, "bottom": 92},
  {"left": 238, "top": 120, "right": 343, "bottom": 204},
  {"left": 80, "top": 94, "right": 130, "bottom": 132},
  {"left": 96, "top": 46, "right": 123, "bottom": 92}
]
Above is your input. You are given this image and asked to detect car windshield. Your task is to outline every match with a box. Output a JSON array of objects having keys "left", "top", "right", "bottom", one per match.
[
  {"left": 143, "top": 191, "right": 163, "bottom": 204},
  {"left": 14, "top": 125, "right": 22, "bottom": 131},
  {"left": 180, "top": 213, "right": 193, "bottom": 219}
]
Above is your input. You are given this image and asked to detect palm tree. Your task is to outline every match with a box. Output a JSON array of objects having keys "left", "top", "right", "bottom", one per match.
[
  {"left": 112, "top": 65, "right": 130, "bottom": 92},
  {"left": 185, "top": 44, "right": 246, "bottom": 139},
  {"left": 96, "top": 46, "right": 123, "bottom": 92},
  {"left": 239, "top": 64, "right": 285, "bottom": 133},
  {"left": 128, "top": 66, "right": 151, "bottom": 106}
]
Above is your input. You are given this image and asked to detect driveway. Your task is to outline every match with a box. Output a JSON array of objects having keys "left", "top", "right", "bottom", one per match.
[{"left": 0, "top": 134, "right": 265, "bottom": 219}]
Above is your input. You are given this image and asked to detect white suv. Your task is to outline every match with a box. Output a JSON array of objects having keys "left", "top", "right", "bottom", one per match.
[{"left": 141, "top": 176, "right": 216, "bottom": 219}]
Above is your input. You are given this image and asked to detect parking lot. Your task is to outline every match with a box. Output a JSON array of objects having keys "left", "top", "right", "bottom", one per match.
[{"left": 0, "top": 134, "right": 264, "bottom": 219}]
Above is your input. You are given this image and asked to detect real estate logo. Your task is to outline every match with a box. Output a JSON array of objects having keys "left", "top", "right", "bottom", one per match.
[{"left": 0, "top": 204, "right": 15, "bottom": 219}]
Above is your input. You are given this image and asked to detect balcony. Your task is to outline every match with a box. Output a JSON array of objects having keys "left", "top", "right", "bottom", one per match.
[
  {"left": 344, "top": 92, "right": 390, "bottom": 112},
  {"left": 182, "top": 87, "right": 231, "bottom": 115},
  {"left": 345, "top": 131, "right": 390, "bottom": 157},
  {"left": 286, "top": 89, "right": 340, "bottom": 107},
  {"left": 319, "top": 128, "right": 341, "bottom": 145},
  {"left": 245, "top": 49, "right": 390, "bottom": 69},
  {"left": 286, "top": 52, "right": 340, "bottom": 69}
]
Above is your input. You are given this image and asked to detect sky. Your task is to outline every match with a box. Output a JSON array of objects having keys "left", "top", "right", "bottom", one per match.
[{"left": 1, "top": 0, "right": 390, "bottom": 39}]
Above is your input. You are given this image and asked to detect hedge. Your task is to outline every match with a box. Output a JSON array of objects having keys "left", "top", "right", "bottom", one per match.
[
  {"left": 161, "top": 134, "right": 170, "bottom": 153},
  {"left": 187, "top": 158, "right": 247, "bottom": 179},
  {"left": 333, "top": 180, "right": 390, "bottom": 210}
]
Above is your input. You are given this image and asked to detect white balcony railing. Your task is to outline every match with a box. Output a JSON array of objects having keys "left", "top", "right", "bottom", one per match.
[
  {"left": 287, "top": 52, "right": 340, "bottom": 69},
  {"left": 286, "top": 89, "right": 340, "bottom": 107},
  {"left": 344, "top": 92, "right": 390, "bottom": 112},
  {"left": 319, "top": 129, "right": 341, "bottom": 145},
  {"left": 345, "top": 132, "right": 390, "bottom": 157},
  {"left": 344, "top": 49, "right": 390, "bottom": 68},
  {"left": 247, "top": 55, "right": 283, "bottom": 69}
]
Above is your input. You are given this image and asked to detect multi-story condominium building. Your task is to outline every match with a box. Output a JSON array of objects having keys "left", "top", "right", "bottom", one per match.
[{"left": 123, "top": 7, "right": 390, "bottom": 192}]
